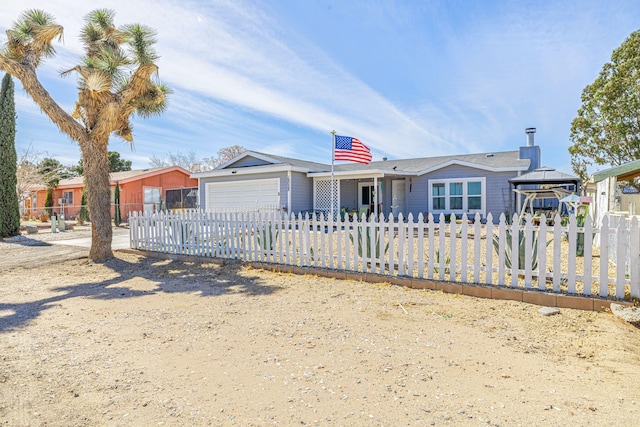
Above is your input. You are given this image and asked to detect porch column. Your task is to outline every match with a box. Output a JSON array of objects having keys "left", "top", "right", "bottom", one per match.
[{"left": 374, "top": 176, "right": 378, "bottom": 218}]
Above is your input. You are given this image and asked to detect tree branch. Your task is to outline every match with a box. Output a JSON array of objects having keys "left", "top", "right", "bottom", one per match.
[{"left": 0, "top": 55, "right": 88, "bottom": 144}]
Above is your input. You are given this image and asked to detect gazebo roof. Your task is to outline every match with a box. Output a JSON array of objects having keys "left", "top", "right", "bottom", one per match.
[{"left": 509, "top": 167, "right": 580, "bottom": 186}]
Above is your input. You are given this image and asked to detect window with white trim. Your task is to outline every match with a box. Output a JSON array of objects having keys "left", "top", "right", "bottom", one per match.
[
  {"left": 62, "top": 191, "right": 73, "bottom": 205},
  {"left": 428, "top": 177, "right": 486, "bottom": 216}
]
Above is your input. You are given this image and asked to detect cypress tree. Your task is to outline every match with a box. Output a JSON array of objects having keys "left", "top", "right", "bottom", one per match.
[
  {"left": 113, "top": 182, "right": 122, "bottom": 226},
  {"left": 0, "top": 73, "right": 20, "bottom": 237},
  {"left": 78, "top": 188, "right": 89, "bottom": 224}
]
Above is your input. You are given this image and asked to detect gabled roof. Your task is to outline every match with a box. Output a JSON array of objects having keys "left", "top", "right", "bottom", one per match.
[
  {"left": 192, "top": 151, "right": 328, "bottom": 178},
  {"left": 592, "top": 159, "right": 640, "bottom": 183},
  {"left": 334, "top": 150, "right": 529, "bottom": 174},
  {"left": 50, "top": 166, "right": 192, "bottom": 189},
  {"left": 509, "top": 167, "right": 580, "bottom": 185},
  {"left": 195, "top": 149, "right": 531, "bottom": 179},
  {"left": 217, "top": 151, "right": 328, "bottom": 171}
]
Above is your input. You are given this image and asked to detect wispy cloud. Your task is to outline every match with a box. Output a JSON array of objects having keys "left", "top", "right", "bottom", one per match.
[{"left": 2, "top": 0, "right": 640, "bottom": 172}]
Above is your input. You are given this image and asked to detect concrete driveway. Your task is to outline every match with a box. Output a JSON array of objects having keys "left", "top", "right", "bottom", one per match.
[{"left": 49, "top": 226, "right": 131, "bottom": 250}]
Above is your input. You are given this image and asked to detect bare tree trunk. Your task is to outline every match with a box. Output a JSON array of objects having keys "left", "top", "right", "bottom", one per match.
[{"left": 80, "top": 138, "right": 113, "bottom": 261}]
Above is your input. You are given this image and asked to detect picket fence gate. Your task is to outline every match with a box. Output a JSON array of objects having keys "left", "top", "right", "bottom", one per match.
[{"left": 128, "top": 210, "right": 640, "bottom": 300}]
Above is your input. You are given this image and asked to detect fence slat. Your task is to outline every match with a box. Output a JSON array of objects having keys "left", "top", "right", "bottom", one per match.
[
  {"left": 449, "top": 215, "right": 457, "bottom": 282},
  {"left": 417, "top": 213, "right": 425, "bottom": 279},
  {"left": 497, "top": 214, "right": 506, "bottom": 286},
  {"left": 629, "top": 217, "right": 640, "bottom": 298},
  {"left": 599, "top": 219, "right": 609, "bottom": 297},
  {"left": 510, "top": 213, "right": 519, "bottom": 287},
  {"left": 438, "top": 213, "right": 446, "bottom": 281},
  {"left": 616, "top": 219, "right": 627, "bottom": 299},
  {"left": 553, "top": 214, "right": 562, "bottom": 292},
  {"left": 460, "top": 213, "right": 468, "bottom": 283},
  {"left": 473, "top": 213, "right": 481, "bottom": 284},
  {"left": 485, "top": 213, "right": 494, "bottom": 285},
  {"left": 398, "top": 214, "right": 405, "bottom": 276},
  {"left": 567, "top": 215, "right": 577, "bottom": 293},
  {"left": 524, "top": 214, "right": 533, "bottom": 288},
  {"left": 537, "top": 215, "right": 547, "bottom": 291},
  {"left": 407, "top": 214, "right": 414, "bottom": 277}
]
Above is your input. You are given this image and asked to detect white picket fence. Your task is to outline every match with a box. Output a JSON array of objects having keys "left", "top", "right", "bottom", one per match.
[{"left": 128, "top": 210, "right": 640, "bottom": 300}]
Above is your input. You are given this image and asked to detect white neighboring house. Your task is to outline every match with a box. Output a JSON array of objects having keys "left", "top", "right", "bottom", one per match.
[{"left": 592, "top": 159, "right": 640, "bottom": 228}]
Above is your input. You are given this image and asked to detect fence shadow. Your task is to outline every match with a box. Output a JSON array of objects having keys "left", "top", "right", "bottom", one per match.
[{"left": 0, "top": 252, "right": 283, "bottom": 333}]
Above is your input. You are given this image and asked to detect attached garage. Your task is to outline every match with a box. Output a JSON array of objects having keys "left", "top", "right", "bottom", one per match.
[{"left": 205, "top": 178, "right": 280, "bottom": 211}]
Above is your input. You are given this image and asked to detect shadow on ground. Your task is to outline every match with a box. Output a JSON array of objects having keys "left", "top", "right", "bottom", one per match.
[{"left": 0, "top": 252, "right": 282, "bottom": 333}]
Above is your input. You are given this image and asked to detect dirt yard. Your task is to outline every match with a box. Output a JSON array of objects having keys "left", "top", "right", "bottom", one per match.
[{"left": 1, "top": 230, "right": 640, "bottom": 426}]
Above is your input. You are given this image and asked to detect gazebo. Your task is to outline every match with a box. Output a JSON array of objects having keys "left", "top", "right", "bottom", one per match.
[{"left": 509, "top": 167, "right": 581, "bottom": 216}]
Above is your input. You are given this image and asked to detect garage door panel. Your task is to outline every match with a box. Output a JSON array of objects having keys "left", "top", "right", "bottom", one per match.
[{"left": 206, "top": 178, "right": 279, "bottom": 210}]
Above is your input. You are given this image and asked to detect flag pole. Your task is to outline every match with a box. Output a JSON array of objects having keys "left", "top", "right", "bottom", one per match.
[{"left": 330, "top": 130, "right": 336, "bottom": 221}]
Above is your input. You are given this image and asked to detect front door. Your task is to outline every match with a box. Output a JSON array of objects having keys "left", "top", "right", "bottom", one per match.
[
  {"left": 357, "top": 182, "right": 380, "bottom": 215},
  {"left": 391, "top": 179, "right": 406, "bottom": 218}
]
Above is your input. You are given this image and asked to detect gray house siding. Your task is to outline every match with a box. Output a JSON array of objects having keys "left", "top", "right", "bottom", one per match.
[
  {"left": 289, "top": 172, "right": 313, "bottom": 213},
  {"left": 405, "top": 165, "right": 518, "bottom": 222},
  {"left": 339, "top": 180, "right": 358, "bottom": 210}
]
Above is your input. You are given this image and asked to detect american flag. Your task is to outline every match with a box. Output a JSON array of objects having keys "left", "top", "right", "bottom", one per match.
[{"left": 334, "top": 135, "right": 372, "bottom": 164}]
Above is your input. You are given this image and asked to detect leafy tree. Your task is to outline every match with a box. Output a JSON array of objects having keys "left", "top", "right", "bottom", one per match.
[
  {"left": 0, "top": 73, "right": 20, "bottom": 237},
  {"left": 569, "top": 30, "right": 640, "bottom": 190},
  {"left": 38, "top": 157, "right": 72, "bottom": 187},
  {"left": 109, "top": 152, "right": 132, "bottom": 172},
  {"left": 0, "top": 9, "right": 170, "bottom": 261},
  {"left": 74, "top": 151, "right": 132, "bottom": 175}
]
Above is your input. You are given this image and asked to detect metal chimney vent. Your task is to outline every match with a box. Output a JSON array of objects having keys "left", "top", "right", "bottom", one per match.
[{"left": 525, "top": 127, "right": 536, "bottom": 146}]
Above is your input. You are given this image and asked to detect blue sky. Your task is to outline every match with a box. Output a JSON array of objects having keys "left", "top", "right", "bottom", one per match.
[{"left": 2, "top": 0, "right": 639, "bottom": 173}]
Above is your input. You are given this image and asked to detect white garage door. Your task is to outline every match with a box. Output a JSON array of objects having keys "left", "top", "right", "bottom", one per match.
[{"left": 205, "top": 178, "right": 280, "bottom": 211}]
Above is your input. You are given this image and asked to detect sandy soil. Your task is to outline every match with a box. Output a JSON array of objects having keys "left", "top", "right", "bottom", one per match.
[{"left": 1, "top": 230, "right": 640, "bottom": 426}]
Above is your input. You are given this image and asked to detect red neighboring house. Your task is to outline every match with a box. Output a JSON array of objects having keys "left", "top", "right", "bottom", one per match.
[{"left": 27, "top": 166, "right": 198, "bottom": 221}]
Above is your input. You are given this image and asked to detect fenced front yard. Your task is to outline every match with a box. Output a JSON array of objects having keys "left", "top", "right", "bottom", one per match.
[{"left": 129, "top": 210, "right": 640, "bottom": 300}]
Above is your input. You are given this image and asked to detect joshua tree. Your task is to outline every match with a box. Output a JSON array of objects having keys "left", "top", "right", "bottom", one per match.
[{"left": 0, "top": 9, "right": 170, "bottom": 260}]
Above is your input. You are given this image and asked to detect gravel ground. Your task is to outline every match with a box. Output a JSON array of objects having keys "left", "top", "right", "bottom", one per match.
[{"left": 1, "top": 227, "right": 640, "bottom": 426}]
